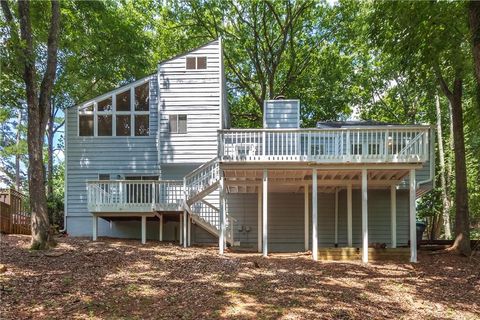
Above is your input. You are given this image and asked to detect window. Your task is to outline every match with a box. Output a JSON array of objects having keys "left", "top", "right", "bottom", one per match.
[
  {"left": 135, "top": 115, "right": 149, "bottom": 136},
  {"left": 79, "top": 115, "right": 94, "bottom": 136},
  {"left": 78, "top": 81, "right": 149, "bottom": 137},
  {"left": 135, "top": 83, "right": 149, "bottom": 111},
  {"left": 169, "top": 114, "right": 187, "bottom": 134},
  {"left": 116, "top": 90, "right": 130, "bottom": 111},
  {"left": 97, "top": 97, "right": 112, "bottom": 112},
  {"left": 99, "top": 174, "right": 110, "bottom": 180},
  {"left": 116, "top": 115, "right": 131, "bottom": 136},
  {"left": 186, "top": 56, "right": 207, "bottom": 70},
  {"left": 98, "top": 115, "right": 112, "bottom": 136}
]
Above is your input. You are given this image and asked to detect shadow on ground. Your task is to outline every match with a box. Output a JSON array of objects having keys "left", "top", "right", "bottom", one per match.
[{"left": 0, "top": 235, "right": 478, "bottom": 319}]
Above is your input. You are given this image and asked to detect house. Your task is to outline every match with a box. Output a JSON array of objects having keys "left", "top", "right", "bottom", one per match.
[{"left": 64, "top": 39, "right": 434, "bottom": 263}]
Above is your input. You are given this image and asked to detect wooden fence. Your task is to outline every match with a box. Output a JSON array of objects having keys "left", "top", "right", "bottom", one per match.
[{"left": 0, "top": 188, "right": 31, "bottom": 235}]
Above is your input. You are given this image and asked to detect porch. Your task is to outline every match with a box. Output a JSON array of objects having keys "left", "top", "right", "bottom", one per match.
[{"left": 220, "top": 165, "right": 420, "bottom": 263}]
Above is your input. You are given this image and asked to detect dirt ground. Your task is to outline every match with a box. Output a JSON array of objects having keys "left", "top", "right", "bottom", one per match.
[{"left": 0, "top": 235, "right": 479, "bottom": 320}]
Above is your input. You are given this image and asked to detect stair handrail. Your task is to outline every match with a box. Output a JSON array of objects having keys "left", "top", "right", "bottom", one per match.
[
  {"left": 398, "top": 130, "right": 425, "bottom": 156},
  {"left": 183, "top": 157, "right": 219, "bottom": 200}
]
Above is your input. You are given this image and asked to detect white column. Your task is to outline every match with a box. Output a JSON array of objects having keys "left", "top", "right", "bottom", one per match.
[
  {"left": 334, "top": 188, "right": 339, "bottom": 246},
  {"left": 390, "top": 185, "right": 397, "bottom": 248},
  {"left": 347, "top": 184, "right": 352, "bottom": 247},
  {"left": 409, "top": 169, "right": 417, "bottom": 263},
  {"left": 312, "top": 168, "right": 318, "bottom": 261},
  {"left": 92, "top": 214, "right": 98, "bottom": 241},
  {"left": 159, "top": 213, "right": 163, "bottom": 242},
  {"left": 219, "top": 172, "right": 225, "bottom": 254},
  {"left": 262, "top": 169, "right": 268, "bottom": 257},
  {"left": 304, "top": 184, "right": 309, "bottom": 251},
  {"left": 257, "top": 186, "right": 262, "bottom": 253},
  {"left": 361, "top": 169, "right": 368, "bottom": 263},
  {"left": 179, "top": 213, "right": 183, "bottom": 245},
  {"left": 141, "top": 215, "right": 146, "bottom": 245},
  {"left": 183, "top": 210, "right": 187, "bottom": 248},
  {"left": 187, "top": 215, "right": 191, "bottom": 246}
]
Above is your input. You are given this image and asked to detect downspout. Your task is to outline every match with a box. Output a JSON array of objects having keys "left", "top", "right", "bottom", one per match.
[{"left": 416, "top": 127, "right": 435, "bottom": 191}]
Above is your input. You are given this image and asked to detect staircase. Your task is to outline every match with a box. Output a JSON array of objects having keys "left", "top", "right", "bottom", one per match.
[{"left": 182, "top": 158, "right": 235, "bottom": 245}]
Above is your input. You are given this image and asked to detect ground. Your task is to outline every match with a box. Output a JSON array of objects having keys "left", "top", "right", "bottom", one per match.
[{"left": 0, "top": 235, "right": 479, "bottom": 320}]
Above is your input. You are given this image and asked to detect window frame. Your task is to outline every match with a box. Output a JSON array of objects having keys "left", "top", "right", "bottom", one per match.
[
  {"left": 77, "top": 79, "right": 150, "bottom": 137},
  {"left": 169, "top": 114, "right": 188, "bottom": 134},
  {"left": 185, "top": 56, "right": 208, "bottom": 70}
]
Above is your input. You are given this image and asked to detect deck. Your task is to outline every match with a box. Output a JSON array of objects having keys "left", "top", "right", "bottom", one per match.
[{"left": 218, "top": 126, "right": 431, "bottom": 163}]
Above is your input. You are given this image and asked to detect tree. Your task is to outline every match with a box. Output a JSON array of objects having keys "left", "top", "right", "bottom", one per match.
[
  {"left": 2, "top": 0, "right": 61, "bottom": 249},
  {"left": 369, "top": 1, "right": 472, "bottom": 254},
  {"left": 469, "top": 1, "right": 480, "bottom": 99}
]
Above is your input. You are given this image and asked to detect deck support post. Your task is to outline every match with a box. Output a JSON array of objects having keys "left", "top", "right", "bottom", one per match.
[
  {"left": 262, "top": 169, "right": 268, "bottom": 257},
  {"left": 92, "top": 214, "right": 98, "bottom": 241},
  {"left": 361, "top": 169, "right": 368, "bottom": 263},
  {"left": 312, "top": 168, "right": 318, "bottom": 261},
  {"left": 219, "top": 171, "right": 225, "bottom": 254},
  {"left": 183, "top": 210, "right": 187, "bottom": 248},
  {"left": 390, "top": 185, "right": 397, "bottom": 248},
  {"left": 347, "top": 184, "right": 352, "bottom": 247},
  {"left": 159, "top": 213, "right": 163, "bottom": 242},
  {"left": 409, "top": 169, "right": 417, "bottom": 263},
  {"left": 334, "top": 188, "right": 339, "bottom": 246},
  {"left": 304, "top": 183, "right": 309, "bottom": 251},
  {"left": 179, "top": 213, "right": 183, "bottom": 245},
  {"left": 141, "top": 215, "right": 146, "bottom": 245},
  {"left": 187, "top": 214, "right": 191, "bottom": 246},
  {"left": 257, "top": 186, "right": 262, "bottom": 253}
]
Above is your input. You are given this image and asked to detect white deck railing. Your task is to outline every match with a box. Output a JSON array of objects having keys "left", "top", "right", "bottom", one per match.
[
  {"left": 87, "top": 180, "right": 184, "bottom": 212},
  {"left": 184, "top": 158, "right": 219, "bottom": 202},
  {"left": 218, "top": 126, "right": 430, "bottom": 163}
]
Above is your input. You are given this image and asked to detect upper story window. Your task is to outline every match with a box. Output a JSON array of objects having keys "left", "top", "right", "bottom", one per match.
[
  {"left": 79, "top": 81, "right": 150, "bottom": 137},
  {"left": 169, "top": 114, "right": 187, "bottom": 134},
  {"left": 186, "top": 56, "right": 207, "bottom": 70}
]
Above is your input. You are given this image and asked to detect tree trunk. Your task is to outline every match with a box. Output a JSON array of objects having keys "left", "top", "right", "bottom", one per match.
[
  {"left": 17, "top": 0, "right": 60, "bottom": 250},
  {"left": 435, "top": 94, "right": 452, "bottom": 239},
  {"left": 15, "top": 109, "right": 22, "bottom": 191},
  {"left": 448, "top": 78, "right": 471, "bottom": 255},
  {"left": 47, "top": 99, "right": 55, "bottom": 197}
]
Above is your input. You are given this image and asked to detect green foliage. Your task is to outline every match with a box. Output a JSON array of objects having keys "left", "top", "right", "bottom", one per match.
[{"left": 47, "top": 163, "right": 64, "bottom": 230}]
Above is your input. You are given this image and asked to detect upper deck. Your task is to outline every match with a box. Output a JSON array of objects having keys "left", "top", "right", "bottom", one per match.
[{"left": 218, "top": 126, "right": 431, "bottom": 165}]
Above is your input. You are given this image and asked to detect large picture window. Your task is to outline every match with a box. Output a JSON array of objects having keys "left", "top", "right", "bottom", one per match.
[{"left": 78, "top": 80, "right": 150, "bottom": 137}]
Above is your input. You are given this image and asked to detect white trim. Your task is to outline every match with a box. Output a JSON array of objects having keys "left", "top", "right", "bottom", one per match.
[
  {"left": 179, "top": 213, "right": 183, "bottom": 245},
  {"left": 262, "top": 169, "right": 268, "bottom": 257},
  {"left": 361, "top": 169, "right": 368, "bottom": 263},
  {"left": 92, "top": 214, "right": 97, "bottom": 241},
  {"left": 312, "top": 168, "right": 318, "bottom": 261},
  {"left": 219, "top": 172, "right": 225, "bottom": 254},
  {"left": 141, "top": 215, "right": 146, "bottom": 245},
  {"left": 183, "top": 210, "right": 187, "bottom": 248},
  {"left": 159, "top": 213, "right": 163, "bottom": 242},
  {"left": 63, "top": 109, "right": 68, "bottom": 232},
  {"left": 304, "top": 183, "right": 309, "bottom": 251},
  {"left": 334, "top": 188, "right": 339, "bottom": 246},
  {"left": 219, "top": 36, "right": 224, "bottom": 130},
  {"left": 409, "top": 169, "right": 417, "bottom": 262},
  {"left": 347, "top": 184, "right": 352, "bottom": 247},
  {"left": 257, "top": 186, "right": 262, "bottom": 253},
  {"left": 391, "top": 185, "right": 397, "bottom": 248}
]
